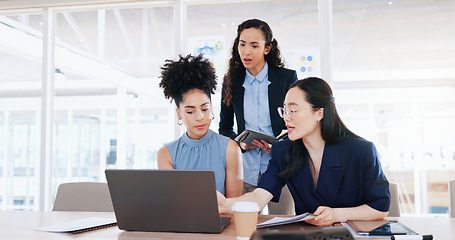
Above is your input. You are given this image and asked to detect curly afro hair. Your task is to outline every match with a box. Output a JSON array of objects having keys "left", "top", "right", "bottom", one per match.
[{"left": 159, "top": 54, "right": 217, "bottom": 107}]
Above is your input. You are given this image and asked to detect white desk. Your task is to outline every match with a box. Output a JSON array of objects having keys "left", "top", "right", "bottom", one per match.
[
  {"left": 0, "top": 211, "right": 235, "bottom": 240},
  {"left": 0, "top": 211, "right": 453, "bottom": 239}
]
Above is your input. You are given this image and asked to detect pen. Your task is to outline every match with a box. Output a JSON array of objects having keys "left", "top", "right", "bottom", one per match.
[{"left": 391, "top": 235, "right": 433, "bottom": 240}]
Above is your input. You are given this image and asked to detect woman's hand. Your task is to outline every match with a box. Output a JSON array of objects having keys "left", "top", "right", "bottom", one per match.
[
  {"left": 216, "top": 191, "right": 227, "bottom": 213},
  {"left": 240, "top": 142, "right": 257, "bottom": 151},
  {"left": 305, "top": 206, "right": 337, "bottom": 227},
  {"left": 252, "top": 140, "right": 272, "bottom": 153}
]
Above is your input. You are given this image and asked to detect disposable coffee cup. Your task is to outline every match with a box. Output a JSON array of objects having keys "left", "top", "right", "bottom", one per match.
[{"left": 232, "top": 202, "right": 260, "bottom": 240}]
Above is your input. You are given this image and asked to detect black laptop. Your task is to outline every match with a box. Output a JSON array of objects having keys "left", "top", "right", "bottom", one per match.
[{"left": 105, "top": 169, "right": 230, "bottom": 233}]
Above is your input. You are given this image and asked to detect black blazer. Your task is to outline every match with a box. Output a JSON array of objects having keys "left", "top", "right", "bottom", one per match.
[{"left": 219, "top": 66, "right": 297, "bottom": 140}]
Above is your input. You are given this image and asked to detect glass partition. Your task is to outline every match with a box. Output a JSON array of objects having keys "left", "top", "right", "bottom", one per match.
[
  {"left": 333, "top": 0, "right": 455, "bottom": 214},
  {"left": 0, "top": 3, "right": 175, "bottom": 210},
  {"left": 0, "top": 0, "right": 454, "bottom": 215},
  {"left": 0, "top": 10, "right": 43, "bottom": 210}
]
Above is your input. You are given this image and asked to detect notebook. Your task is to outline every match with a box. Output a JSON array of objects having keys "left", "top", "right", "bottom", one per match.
[
  {"left": 35, "top": 217, "right": 117, "bottom": 234},
  {"left": 105, "top": 169, "right": 230, "bottom": 233},
  {"left": 235, "top": 129, "right": 288, "bottom": 146}
]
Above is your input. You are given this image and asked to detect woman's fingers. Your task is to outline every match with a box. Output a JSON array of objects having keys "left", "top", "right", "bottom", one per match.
[{"left": 252, "top": 140, "right": 272, "bottom": 153}]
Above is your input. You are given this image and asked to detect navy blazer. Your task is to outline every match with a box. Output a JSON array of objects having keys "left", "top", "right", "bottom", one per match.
[
  {"left": 258, "top": 138, "right": 391, "bottom": 215},
  {"left": 219, "top": 66, "right": 297, "bottom": 140}
]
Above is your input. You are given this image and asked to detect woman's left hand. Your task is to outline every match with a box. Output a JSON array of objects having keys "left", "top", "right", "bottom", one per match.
[
  {"left": 305, "top": 206, "right": 337, "bottom": 227},
  {"left": 216, "top": 191, "right": 227, "bottom": 213},
  {"left": 252, "top": 140, "right": 272, "bottom": 153}
]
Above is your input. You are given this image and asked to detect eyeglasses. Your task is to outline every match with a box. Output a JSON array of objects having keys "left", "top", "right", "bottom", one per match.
[
  {"left": 277, "top": 106, "right": 313, "bottom": 119},
  {"left": 277, "top": 107, "right": 298, "bottom": 119}
]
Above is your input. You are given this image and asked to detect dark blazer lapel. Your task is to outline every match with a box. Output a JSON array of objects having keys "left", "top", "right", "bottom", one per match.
[
  {"left": 267, "top": 67, "right": 284, "bottom": 136},
  {"left": 317, "top": 143, "right": 344, "bottom": 206},
  {"left": 232, "top": 74, "right": 246, "bottom": 133},
  {"left": 290, "top": 159, "right": 323, "bottom": 211}
]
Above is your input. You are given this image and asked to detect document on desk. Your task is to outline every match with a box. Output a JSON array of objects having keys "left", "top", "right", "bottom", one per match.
[
  {"left": 257, "top": 212, "right": 316, "bottom": 228},
  {"left": 35, "top": 217, "right": 117, "bottom": 233}
]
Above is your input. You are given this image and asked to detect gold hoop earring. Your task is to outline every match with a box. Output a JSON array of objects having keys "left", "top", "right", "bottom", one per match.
[{"left": 177, "top": 119, "right": 183, "bottom": 125}]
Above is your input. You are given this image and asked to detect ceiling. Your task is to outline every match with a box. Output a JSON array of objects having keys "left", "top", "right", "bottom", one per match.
[
  {"left": 0, "top": 0, "right": 454, "bottom": 99},
  {"left": 0, "top": 0, "right": 155, "bottom": 10}
]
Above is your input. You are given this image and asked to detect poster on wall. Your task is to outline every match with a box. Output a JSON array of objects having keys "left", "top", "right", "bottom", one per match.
[
  {"left": 282, "top": 49, "right": 320, "bottom": 79},
  {"left": 187, "top": 35, "right": 228, "bottom": 130},
  {"left": 188, "top": 35, "right": 228, "bottom": 76}
]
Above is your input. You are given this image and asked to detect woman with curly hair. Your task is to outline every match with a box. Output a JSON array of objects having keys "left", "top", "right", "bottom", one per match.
[
  {"left": 219, "top": 19, "right": 297, "bottom": 193},
  {"left": 157, "top": 54, "right": 243, "bottom": 197}
]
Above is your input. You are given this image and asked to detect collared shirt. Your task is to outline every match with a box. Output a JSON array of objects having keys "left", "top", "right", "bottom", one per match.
[{"left": 242, "top": 63, "right": 274, "bottom": 186}]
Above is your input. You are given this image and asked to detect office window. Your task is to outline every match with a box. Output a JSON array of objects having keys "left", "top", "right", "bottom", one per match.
[
  {"left": 54, "top": 7, "right": 174, "bottom": 79},
  {"left": 51, "top": 4, "right": 175, "bottom": 202},
  {"left": 333, "top": 0, "right": 455, "bottom": 214},
  {"left": 0, "top": 3, "right": 175, "bottom": 210},
  {"left": 0, "top": 10, "right": 43, "bottom": 210},
  {"left": 1, "top": 0, "right": 454, "bottom": 215}
]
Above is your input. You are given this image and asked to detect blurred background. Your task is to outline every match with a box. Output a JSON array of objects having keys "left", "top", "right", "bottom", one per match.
[{"left": 0, "top": 0, "right": 454, "bottom": 215}]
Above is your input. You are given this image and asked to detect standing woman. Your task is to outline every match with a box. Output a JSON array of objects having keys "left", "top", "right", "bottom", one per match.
[
  {"left": 219, "top": 19, "right": 297, "bottom": 193},
  {"left": 157, "top": 54, "right": 243, "bottom": 198}
]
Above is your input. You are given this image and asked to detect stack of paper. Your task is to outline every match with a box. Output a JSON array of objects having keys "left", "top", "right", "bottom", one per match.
[
  {"left": 35, "top": 217, "right": 117, "bottom": 233},
  {"left": 257, "top": 212, "right": 316, "bottom": 228}
]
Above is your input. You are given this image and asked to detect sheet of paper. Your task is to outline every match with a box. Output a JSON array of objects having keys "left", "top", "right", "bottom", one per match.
[
  {"left": 35, "top": 217, "right": 117, "bottom": 233},
  {"left": 257, "top": 213, "right": 316, "bottom": 228}
]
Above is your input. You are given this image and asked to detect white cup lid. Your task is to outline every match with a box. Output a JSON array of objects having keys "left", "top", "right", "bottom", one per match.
[{"left": 232, "top": 202, "right": 260, "bottom": 212}]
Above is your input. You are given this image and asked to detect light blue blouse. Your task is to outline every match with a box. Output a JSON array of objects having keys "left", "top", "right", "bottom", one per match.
[
  {"left": 164, "top": 129, "right": 230, "bottom": 195},
  {"left": 242, "top": 63, "right": 274, "bottom": 186}
]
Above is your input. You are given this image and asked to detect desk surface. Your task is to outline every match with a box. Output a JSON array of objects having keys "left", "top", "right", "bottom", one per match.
[{"left": 1, "top": 211, "right": 453, "bottom": 240}]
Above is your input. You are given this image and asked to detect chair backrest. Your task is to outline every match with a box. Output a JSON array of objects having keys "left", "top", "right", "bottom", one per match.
[
  {"left": 267, "top": 185, "right": 295, "bottom": 215},
  {"left": 449, "top": 179, "right": 455, "bottom": 218},
  {"left": 387, "top": 182, "right": 400, "bottom": 217},
  {"left": 52, "top": 182, "right": 114, "bottom": 212}
]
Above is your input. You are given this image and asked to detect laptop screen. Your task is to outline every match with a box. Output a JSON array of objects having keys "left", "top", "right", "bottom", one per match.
[{"left": 105, "top": 169, "right": 229, "bottom": 233}]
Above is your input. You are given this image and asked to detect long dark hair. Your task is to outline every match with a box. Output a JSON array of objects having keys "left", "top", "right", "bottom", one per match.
[
  {"left": 222, "top": 19, "right": 284, "bottom": 106},
  {"left": 279, "top": 77, "right": 360, "bottom": 178}
]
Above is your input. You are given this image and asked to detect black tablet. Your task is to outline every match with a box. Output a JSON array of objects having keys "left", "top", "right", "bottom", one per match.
[{"left": 348, "top": 220, "right": 417, "bottom": 236}]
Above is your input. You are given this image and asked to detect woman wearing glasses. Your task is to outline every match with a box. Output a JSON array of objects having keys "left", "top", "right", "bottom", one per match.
[
  {"left": 217, "top": 77, "right": 390, "bottom": 226},
  {"left": 157, "top": 54, "right": 243, "bottom": 198},
  {"left": 219, "top": 19, "right": 297, "bottom": 193}
]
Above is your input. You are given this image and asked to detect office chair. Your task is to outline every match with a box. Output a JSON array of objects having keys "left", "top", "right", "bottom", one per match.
[
  {"left": 387, "top": 182, "right": 401, "bottom": 217},
  {"left": 52, "top": 182, "right": 114, "bottom": 212},
  {"left": 449, "top": 179, "right": 455, "bottom": 218},
  {"left": 267, "top": 185, "right": 295, "bottom": 215}
]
